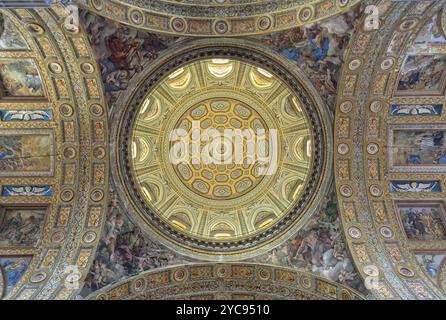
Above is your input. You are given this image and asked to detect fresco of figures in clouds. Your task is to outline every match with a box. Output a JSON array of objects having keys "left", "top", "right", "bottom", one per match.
[
  {"left": 391, "top": 129, "right": 446, "bottom": 167},
  {"left": 80, "top": 183, "right": 368, "bottom": 296},
  {"left": 0, "top": 59, "right": 44, "bottom": 98},
  {"left": 260, "top": 6, "right": 362, "bottom": 111},
  {"left": 80, "top": 7, "right": 363, "bottom": 113},
  {"left": 397, "top": 54, "right": 446, "bottom": 95},
  {"left": 80, "top": 10, "right": 179, "bottom": 105},
  {"left": 79, "top": 186, "right": 191, "bottom": 297},
  {"left": 0, "top": 256, "right": 31, "bottom": 296},
  {"left": 0, "top": 208, "right": 45, "bottom": 248},
  {"left": 415, "top": 253, "right": 446, "bottom": 286},
  {"left": 396, "top": 202, "right": 446, "bottom": 241},
  {"left": 251, "top": 185, "right": 367, "bottom": 294},
  {"left": 0, "top": 13, "right": 28, "bottom": 50},
  {"left": 0, "top": 132, "right": 53, "bottom": 176}
]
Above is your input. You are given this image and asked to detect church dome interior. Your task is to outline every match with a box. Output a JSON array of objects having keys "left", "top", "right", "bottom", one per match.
[{"left": 0, "top": 0, "right": 446, "bottom": 302}]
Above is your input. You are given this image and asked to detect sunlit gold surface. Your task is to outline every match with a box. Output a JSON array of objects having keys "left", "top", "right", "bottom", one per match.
[{"left": 130, "top": 58, "right": 313, "bottom": 241}]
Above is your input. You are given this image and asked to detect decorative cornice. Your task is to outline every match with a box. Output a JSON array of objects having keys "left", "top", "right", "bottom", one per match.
[{"left": 76, "top": 0, "right": 362, "bottom": 37}]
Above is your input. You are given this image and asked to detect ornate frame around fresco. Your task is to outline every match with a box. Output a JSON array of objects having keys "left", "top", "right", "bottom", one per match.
[
  {"left": 111, "top": 38, "right": 333, "bottom": 261},
  {"left": 335, "top": 0, "right": 446, "bottom": 299},
  {"left": 0, "top": 6, "right": 108, "bottom": 300},
  {"left": 76, "top": 0, "right": 362, "bottom": 37}
]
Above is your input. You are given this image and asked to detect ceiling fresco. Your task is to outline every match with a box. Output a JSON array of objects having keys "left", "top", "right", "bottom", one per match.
[
  {"left": 113, "top": 42, "right": 332, "bottom": 261},
  {"left": 0, "top": 0, "right": 446, "bottom": 302}
]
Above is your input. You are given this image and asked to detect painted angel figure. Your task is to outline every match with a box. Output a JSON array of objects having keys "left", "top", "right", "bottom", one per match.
[
  {"left": 391, "top": 104, "right": 441, "bottom": 116},
  {"left": 391, "top": 181, "right": 439, "bottom": 193},
  {"left": 2, "top": 185, "right": 51, "bottom": 197}
]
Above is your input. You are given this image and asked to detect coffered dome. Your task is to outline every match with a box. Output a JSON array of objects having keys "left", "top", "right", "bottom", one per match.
[{"left": 113, "top": 39, "right": 332, "bottom": 260}]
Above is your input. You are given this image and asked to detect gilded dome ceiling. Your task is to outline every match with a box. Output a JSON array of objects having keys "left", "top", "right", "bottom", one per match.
[
  {"left": 114, "top": 40, "right": 332, "bottom": 260},
  {"left": 130, "top": 58, "right": 313, "bottom": 240}
]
